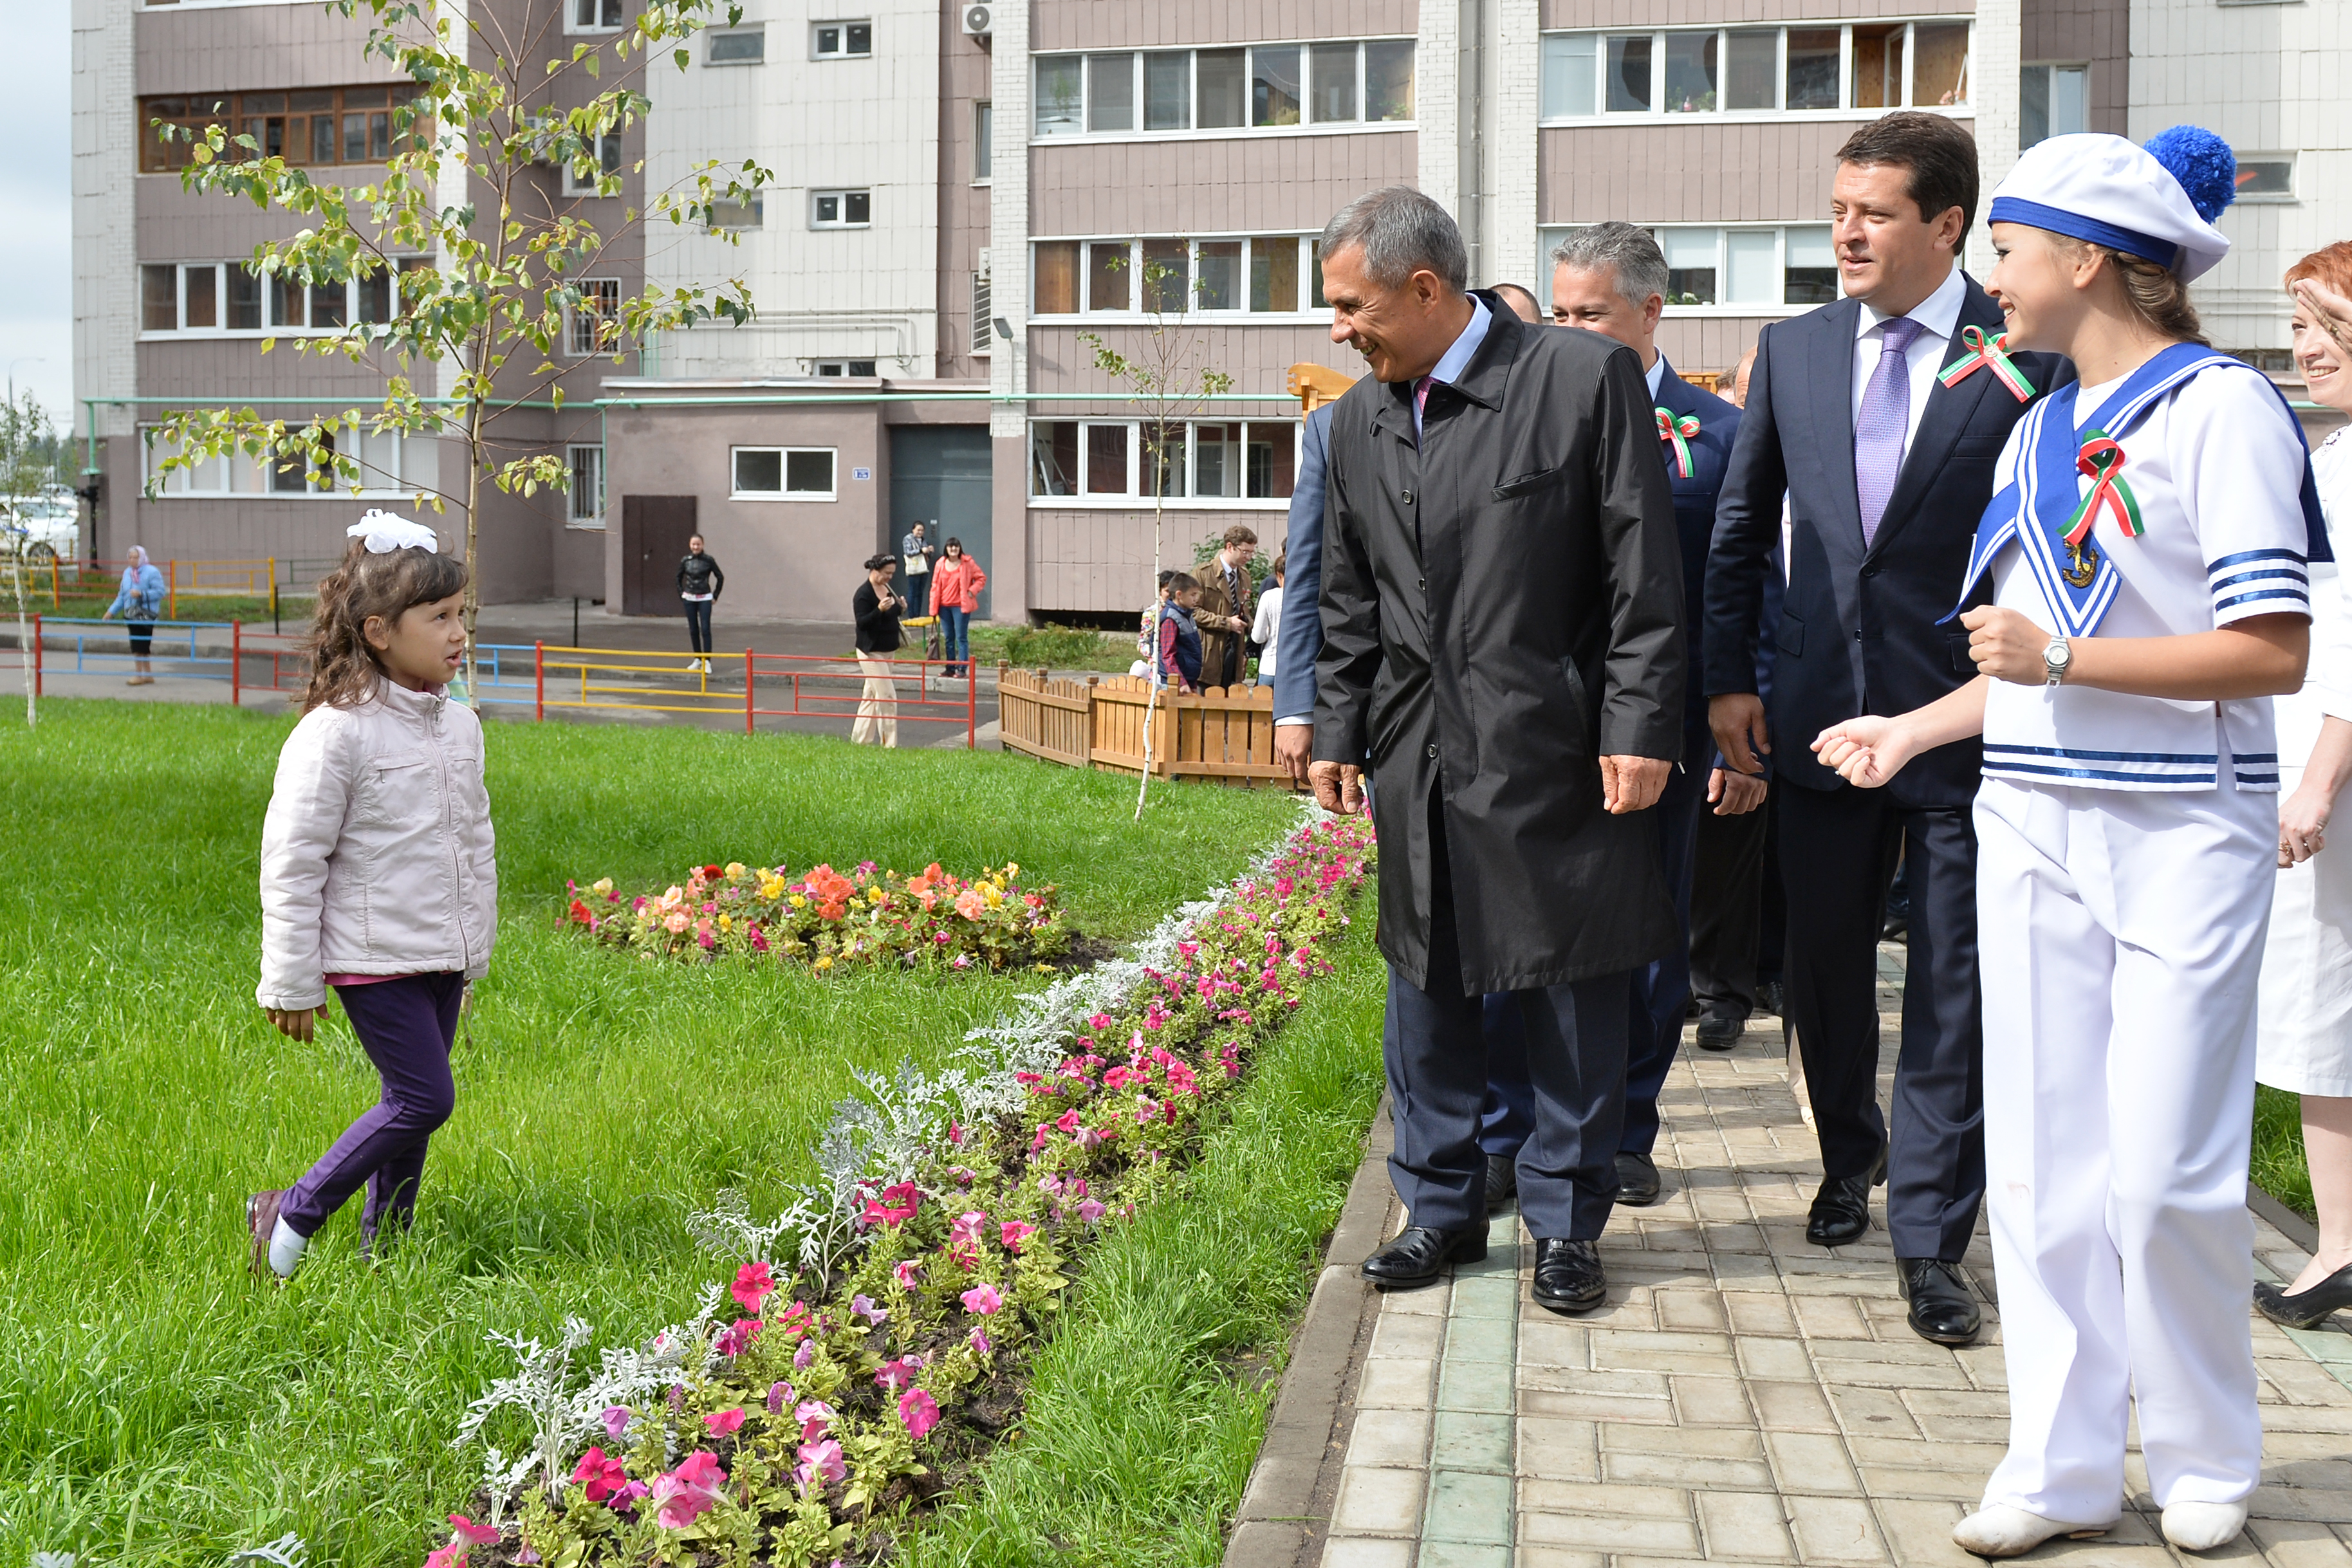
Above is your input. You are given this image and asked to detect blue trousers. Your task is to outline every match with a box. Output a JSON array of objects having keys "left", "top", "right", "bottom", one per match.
[
  {"left": 940, "top": 605, "right": 970, "bottom": 671},
  {"left": 1483, "top": 723, "right": 1708, "bottom": 1160},
  {"left": 1387, "top": 789, "right": 1633, "bottom": 1239}
]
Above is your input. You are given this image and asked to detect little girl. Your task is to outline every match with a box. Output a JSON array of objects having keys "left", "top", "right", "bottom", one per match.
[
  {"left": 246, "top": 511, "right": 497, "bottom": 1278},
  {"left": 1813, "top": 129, "right": 2326, "bottom": 1557}
]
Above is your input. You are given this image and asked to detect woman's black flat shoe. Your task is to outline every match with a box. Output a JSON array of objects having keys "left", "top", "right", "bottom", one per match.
[{"left": 2255, "top": 1262, "right": 2352, "bottom": 1329}]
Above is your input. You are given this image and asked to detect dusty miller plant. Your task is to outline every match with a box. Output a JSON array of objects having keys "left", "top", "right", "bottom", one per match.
[
  {"left": 145, "top": 0, "right": 770, "bottom": 698},
  {"left": 1076, "top": 250, "right": 1235, "bottom": 818}
]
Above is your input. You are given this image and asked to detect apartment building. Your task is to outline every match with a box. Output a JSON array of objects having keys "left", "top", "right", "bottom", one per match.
[{"left": 72, "top": 0, "right": 2344, "bottom": 625}]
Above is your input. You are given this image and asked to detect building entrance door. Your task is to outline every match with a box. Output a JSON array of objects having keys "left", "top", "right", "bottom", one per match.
[
  {"left": 887, "top": 425, "right": 992, "bottom": 620},
  {"left": 620, "top": 495, "right": 698, "bottom": 616}
]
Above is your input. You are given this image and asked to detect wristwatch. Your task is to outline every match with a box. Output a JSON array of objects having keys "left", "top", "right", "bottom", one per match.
[{"left": 2042, "top": 634, "right": 2072, "bottom": 687}]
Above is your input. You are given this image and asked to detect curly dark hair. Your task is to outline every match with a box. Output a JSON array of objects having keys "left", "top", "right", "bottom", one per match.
[{"left": 301, "top": 539, "right": 469, "bottom": 712}]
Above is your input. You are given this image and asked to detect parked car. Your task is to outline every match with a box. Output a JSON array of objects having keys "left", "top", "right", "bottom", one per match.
[{"left": 1, "top": 491, "right": 80, "bottom": 566}]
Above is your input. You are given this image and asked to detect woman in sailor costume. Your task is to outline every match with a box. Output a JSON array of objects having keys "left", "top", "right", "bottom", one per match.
[{"left": 1813, "top": 127, "right": 2330, "bottom": 1558}]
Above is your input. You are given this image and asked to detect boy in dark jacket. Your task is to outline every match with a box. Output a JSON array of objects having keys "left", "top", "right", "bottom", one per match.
[{"left": 1155, "top": 573, "right": 1204, "bottom": 694}]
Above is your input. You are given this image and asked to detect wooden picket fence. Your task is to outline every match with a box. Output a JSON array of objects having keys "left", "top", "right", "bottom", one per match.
[{"left": 996, "top": 664, "right": 1301, "bottom": 788}]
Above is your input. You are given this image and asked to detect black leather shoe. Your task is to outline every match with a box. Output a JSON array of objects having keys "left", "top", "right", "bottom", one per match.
[
  {"left": 1899, "top": 1258, "right": 1982, "bottom": 1345},
  {"left": 2256, "top": 1262, "right": 2352, "bottom": 1329},
  {"left": 1532, "top": 1237, "right": 1607, "bottom": 1314},
  {"left": 1362, "top": 1226, "right": 1486, "bottom": 1290},
  {"left": 1615, "top": 1150, "right": 1663, "bottom": 1206},
  {"left": 1757, "top": 980, "right": 1786, "bottom": 1019},
  {"left": 1484, "top": 1154, "right": 1517, "bottom": 1214},
  {"left": 1696, "top": 1008, "right": 1746, "bottom": 1051},
  {"left": 1805, "top": 1147, "right": 1888, "bottom": 1247}
]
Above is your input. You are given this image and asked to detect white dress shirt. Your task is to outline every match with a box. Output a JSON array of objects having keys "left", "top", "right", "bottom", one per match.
[
  {"left": 1849, "top": 263, "right": 1967, "bottom": 462},
  {"left": 1644, "top": 353, "right": 1665, "bottom": 400}
]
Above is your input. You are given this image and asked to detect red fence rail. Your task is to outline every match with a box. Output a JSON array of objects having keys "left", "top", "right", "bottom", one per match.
[{"left": 745, "top": 649, "right": 978, "bottom": 746}]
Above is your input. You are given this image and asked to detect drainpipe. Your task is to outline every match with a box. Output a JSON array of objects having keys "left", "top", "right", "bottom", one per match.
[{"left": 1459, "top": 0, "right": 1486, "bottom": 282}]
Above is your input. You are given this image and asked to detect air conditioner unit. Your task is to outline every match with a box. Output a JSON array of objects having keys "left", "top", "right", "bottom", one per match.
[{"left": 961, "top": 4, "right": 992, "bottom": 37}]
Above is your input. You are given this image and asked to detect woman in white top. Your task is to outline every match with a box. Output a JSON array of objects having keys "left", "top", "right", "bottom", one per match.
[
  {"left": 2255, "top": 251, "right": 2352, "bottom": 1327},
  {"left": 1812, "top": 129, "right": 2324, "bottom": 1558},
  {"left": 1250, "top": 550, "right": 1286, "bottom": 683}
]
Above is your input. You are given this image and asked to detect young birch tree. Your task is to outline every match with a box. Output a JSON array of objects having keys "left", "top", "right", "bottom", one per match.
[
  {"left": 1077, "top": 250, "right": 1232, "bottom": 818},
  {"left": 1, "top": 391, "right": 56, "bottom": 726},
  {"left": 147, "top": 0, "right": 770, "bottom": 697}
]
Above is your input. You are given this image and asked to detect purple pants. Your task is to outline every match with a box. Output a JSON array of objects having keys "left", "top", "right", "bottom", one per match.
[{"left": 279, "top": 971, "right": 464, "bottom": 1241}]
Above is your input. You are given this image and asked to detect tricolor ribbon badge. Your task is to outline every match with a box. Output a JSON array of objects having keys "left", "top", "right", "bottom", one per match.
[
  {"left": 1938, "top": 325, "right": 2037, "bottom": 403},
  {"left": 1654, "top": 407, "right": 1699, "bottom": 479},
  {"left": 2063, "top": 429, "right": 2144, "bottom": 548}
]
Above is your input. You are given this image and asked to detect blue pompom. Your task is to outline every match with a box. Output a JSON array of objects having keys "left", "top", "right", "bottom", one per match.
[{"left": 2144, "top": 125, "right": 2237, "bottom": 223}]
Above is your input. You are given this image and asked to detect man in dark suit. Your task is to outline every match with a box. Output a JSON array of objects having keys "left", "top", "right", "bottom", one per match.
[
  {"left": 1704, "top": 113, "right": 2068, "bottom": 1347},
  {"left": 1548, "top": 225, "right": 1763, "bottom": 1207},
  {"left": 1311, "top": 187, "right": 1685, "bottom": 1315}
]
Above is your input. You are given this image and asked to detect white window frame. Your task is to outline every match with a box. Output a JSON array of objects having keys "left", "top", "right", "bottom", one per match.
[
  {"left": 567, "top": 444, "right": 606, "bottom": 527},
  {"left": 1537, "top": 223, "right": 1839, "bottom": 318},
  {"left": 811, "top": 360, "right": 880, "bottom": 376},
  {"left": 568, "top": 277, "right": 622, "bottom": 356},
  {"left": 707, "top": 26, "right": 765, "bottom": 64},
  {"left": 1024, "top": 419, "right": 1301, "bottom": 508},
  {"left": 810, "top": 189, "right": 873, "bottom": 229},
  {"left": 1031, "top": 37, "right": 1417, "bottom": 145},
  {"left": 2017, "top": 61, "right": 2088, "bottom": 149},
  {"left": 1029, "top": 234, "right": 1324, "bottom": 320},
  {"left": 974, "top": 100, "right": 993, "bottom": 182},
  {"left": 706, "top": 193, "right": 764, "bottom": 230},
  {"left": 730, "top": 445, "right": 840, "bottom": 501},
  {"left": 2233, "top": 151, "right": 2297, "bottom": 203},
  {"left": 811, "top": 19, "right": 873, "bottom": 59},
  {"left": 562, "top": 131, "right": 624, "bottom": 197},
  {"left": 564, "top": 0, "right": 626, "bottom": 35},
  {"left": 142, "top": 423, "right": 416, "bottom": 499},
  {"left": 1537, "top": 19, "right": 1974, "bottom": 126},
  {"left": 138, "top": 259, "right": 429, "bottom": 338}
]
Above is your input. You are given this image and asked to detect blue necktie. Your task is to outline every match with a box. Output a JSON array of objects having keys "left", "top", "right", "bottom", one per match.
[{"left": 1855, "top": 317, "right": 1925, "bottom": 548}]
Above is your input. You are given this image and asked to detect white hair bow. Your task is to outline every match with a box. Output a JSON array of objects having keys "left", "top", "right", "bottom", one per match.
[{"left": 349, "top": 509, "right": 440, "bottom": 554}]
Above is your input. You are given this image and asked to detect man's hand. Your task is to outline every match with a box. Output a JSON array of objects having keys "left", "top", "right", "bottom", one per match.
[
  {"left": 1962, "top": 605, "right": 2051, "bottom": 685},
  {"left": 1274, "top": 722, "right": 1313, "bottom": 786},
  {"left": 1308, "top": 760, "right": 1367, "bottom": 815},
  {"left": 1230, "top": 615, "right": 1250, "bottom": 635},
  {"left": 1708, "top": 693, "right": 1771, "bottom": 777},
  {"left": 266, "top": 1006, "right": 316, "bottom": 1042},
  {"left": 1707, "top": 767, "right": 1768, "bottom": 816},
  {"left": 1600, "top": 756, "right": 1672, "bottom": 814}
]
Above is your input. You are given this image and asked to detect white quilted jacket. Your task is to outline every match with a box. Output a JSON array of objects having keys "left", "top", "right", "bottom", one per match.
[{"left": 256, "top": 680, "right": 498, "bottom": 1010}]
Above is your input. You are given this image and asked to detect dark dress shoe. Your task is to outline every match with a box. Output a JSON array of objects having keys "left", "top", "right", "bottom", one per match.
[
  {"left": 1696, "top": 1008, "right": 1746, "bottom": 1051},
  {"left": 1532, "top": 1237, "right": 1607, "bottom": 1314},
  {"left": 2255, "top": 1262, "right": 2352, "bottom": 1329},
  {"left": 1805, "top": 1148, "right": 1887, "bottom": 1246},
  {"left": 1899, "top": 1258, "right": 1982, "bottom": 1345},
  {"left": 1615, "top": 1150, "right": 1663, "bottom": 1206},
  {"left": 1485, "top": 1153, "right": 1518, "bottom": 1213},
  {"left": 1757, "top": 980, "right": 1786, "bottom": 1018},
  {"left": 1362, "top": 1225, "right": 1486, "bottom": 1290}
]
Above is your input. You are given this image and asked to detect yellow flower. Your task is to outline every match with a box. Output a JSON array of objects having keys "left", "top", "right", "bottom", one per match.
[
  {"left": 591, "top": 877, "right": 613, "bottom": 895},
  {"left": 815, "top": 954, "right": 834, "bottom": 970},
  {"left": 759, "top": 874, "right": 786, "bottom": 899},
  {"left": 790, "top": 894, "right": 808, "bottom": 909},
  {"left": 867, "top": 887, "right": 887, "bottom": 906},
  {"left": 984, "top": 885, "right": 1004, "bottom": 909},
  {"left": 1005, "top": 862, "right": 1020, "bottom": 878},
  {"left": 725, "top": 862, "right": 746, "bottom": 880},
  {"left": 719, "top": 914, "right": 732, "bottom": 932}
]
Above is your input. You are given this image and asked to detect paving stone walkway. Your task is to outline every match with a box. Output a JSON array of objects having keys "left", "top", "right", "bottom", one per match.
[{"left": 1320, "top": 945, "right": 2352, "bottom": 1568}]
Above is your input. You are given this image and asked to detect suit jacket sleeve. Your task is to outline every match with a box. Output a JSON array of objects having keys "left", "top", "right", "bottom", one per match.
[
  {"left": 1593, "top": 346, "right": 1688, "bottom": 761},
  {"left": 1704, "top": 323, "right": 1789, "bottom": 699},
  {"left": 1273, "top": 407, "right": 1331, "bottom": 722},
  {"left": 1313, "top": 410, "right": 1382, "bottom": 765}
]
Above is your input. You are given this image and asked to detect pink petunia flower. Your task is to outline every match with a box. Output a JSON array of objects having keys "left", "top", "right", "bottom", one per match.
[
  {"left": 793, "top": 1338, "right": 816, "bottom": 1370},
  {"left": 795, "top": 1436, "right": 847, "bottom": 1491},
  {"left": 875, "top": 1355, "right": 922, "bottom": 1392},
  {"left": 1000, "top": 1220, "right": 1036, "bottom": 1252},
  {"left": 860, "top": 1182, "right": 920, "bottom": 1227},
  {"left": 600, "top": 1405, "right": 633, "bottom": 1441},
  {"left": 767, "top": 1380, "right": 793, "bottom": 1415},
  {"left": 712, "top": 1318, "right": 760, "bottom": 1358},
  {"left": 449, "top": 1517, "right": 498, "bottom": 1547},
  {"left": 731, "top": 1261, "right": 775, "bottom": 1314},
  {"left": 1078, "top": 1199, "right": 1107, "bottom": 1223},
  {"left": 851, "top": 1293, "right": 888, "bottom": 1325},
  {"left": 649, "top": 1452, "right": 726, "bottom": 1530},
  {"left": 423, "top": 1543, "right": 466, "bottom": 1568},
  {"left": 573, "top": 1448, "right": 639, "bottom": 1508},
  {"left": 704, "top": 1407, "right": 745, "bottom": 1435},
  {"left": 899, "top": 1387, "right": 941, "bottom": 1440},
  {"left": 893, "top": 1258, "right": 923, "bottom": 1289},
  {"left": 968, "top": 1327, "right": 993, "bottom": 1356},
  {"left": 961, "top": 1282, "right": 1003, "bottom": 1315},
  {"left": 795, "top": 1399, "right": 836, "bottom": 1442}
]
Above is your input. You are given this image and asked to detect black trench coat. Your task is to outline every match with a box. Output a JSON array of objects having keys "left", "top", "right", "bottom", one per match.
[{"left": 1313, "top": 297, "right": 1687, "bottom": 993}]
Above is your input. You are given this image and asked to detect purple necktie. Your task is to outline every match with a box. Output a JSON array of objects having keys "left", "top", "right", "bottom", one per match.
[{"left": 1855, "top": 317, "right": 1925, "bottom": 548}]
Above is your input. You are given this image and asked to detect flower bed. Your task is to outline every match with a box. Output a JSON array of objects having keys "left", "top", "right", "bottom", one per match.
[
  {"left": 564, "top": 860, "right": 1073, "bottom": 973},
  {"left": 446, "top": 813, "right": 1375, "bottom": 1568}
]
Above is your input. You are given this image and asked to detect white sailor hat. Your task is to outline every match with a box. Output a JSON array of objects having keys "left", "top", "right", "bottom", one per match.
[{"left": 1986, "top": 126, "right": 2236, "bottom": 282}]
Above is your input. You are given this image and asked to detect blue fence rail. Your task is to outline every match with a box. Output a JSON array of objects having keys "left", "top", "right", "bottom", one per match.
[{"left": 22, "top": 617, "right": 543, "bottom": 705}]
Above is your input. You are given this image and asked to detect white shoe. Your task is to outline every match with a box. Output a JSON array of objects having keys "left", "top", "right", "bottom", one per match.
[
  {"left": 1952, "top": 1505, "right": 2113, "bottom": 1558},
  {"left": 2160, "top": 1500, "right": 2248, "bottom": 1552}
]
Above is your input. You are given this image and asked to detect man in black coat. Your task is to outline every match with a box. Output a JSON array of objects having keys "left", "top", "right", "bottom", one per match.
[
  {"left": 1703, "top": 113, "right": 2070, "bottom": 1347},
  {"left": 1311, "top": 187, "right": 1686, "bottom": 1315}
]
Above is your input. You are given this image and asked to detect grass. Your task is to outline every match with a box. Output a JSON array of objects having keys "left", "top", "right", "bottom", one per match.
[
  {"left": 0, "top": 699, "right": 1304, "bottom": 1568},
  {"left": 967, "top": 623, "right": 1136, "bottom": 674},
  {"left": 2255, "top": 1084, "right": 2317, "bottom": 1221}
]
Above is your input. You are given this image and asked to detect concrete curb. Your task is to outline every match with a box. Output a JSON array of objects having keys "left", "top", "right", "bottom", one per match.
[
  {"left": 2251, "top": 1183, "right": 2322, "bottom": 1254},
  {"left": 1224, "top": 1095, "right": 1399, "bottom": 1568}
]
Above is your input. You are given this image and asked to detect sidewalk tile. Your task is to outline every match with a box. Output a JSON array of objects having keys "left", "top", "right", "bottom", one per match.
[
  {"left": 1748, "top": 1378, "right": 1840, "bottom": 1433},
  {"left": 1437, "top": 1356, "right": 1517, "bottom": 1416},
  {"left": 1521, "top": 1387, "right": 1676, "bottom": 1424},
  {"left": 1423, "top": 1468, "right": 1515, "bottom": 1545},
  {"left": 1431, "top": 1410, "right": 1514, "bottom": 1475},
  {"left": 1517, "top": 1416, "right": 1602, "bottom": 1482},
  {"left": 1658, "top": 1287, "right": 1734, "bottom": 1331},
  {"left": 1519, "top": 1479, "right": 1693, "bottom": 1518},
  {"left": 1600, "top": 1422, "right": 1766, "bottom": 1459},
  {"left": 1515, "top": 1549, "right": 1607, "bottom": 1568},
  {"left": 1763, "top": 1430, "right": 1863, "bottom": 1495},
  {"left": 2245, "top": 1518, "right": 2352, "bottom": 1567},
  {"left": 1418, "top": 1543, "right": 1511, "bottom": 1568},
  {"left": 1519, "top": 1320, "right": 1591, "bottom": 1370},
  {"left": 1360, "top": 1356, "right": 1438, "bottom": 1408},
  {"left": 1857, "top": 1465, "right": 1985, "bottom": 1502},
  {"left": 1346, "top": 1407, "right": 1434, "bottom": 1469},
  {"left": 1827, "top": 1383, "right": 1926, "bottom": 1437},
  {"left": 1333, "top": 1464, "right": 1429, "bottom": 1535},
  {"left": 1726, "top": 1292, "right": 1802, "bottom": 1337},
  {"left": 1737, "top": 1335, "right": 1818, "bottom": 1381},
  {"left": 1320, "top": 1538, "right": 1418, "bottom": 1568},
  {"left": 1519, "top": 1512, "right": 1702, "bottom": 1556},
  {"left": 1452, "top": 1276, "right": 1521, "bottom": 1322},
  {"left": 1786, "top": 1496, "right": 1894, "bottom": 1563},
  {"left": 1370, "top": 1310, "right": 1447, "bottom": 1360},
  {"left": 1697, "top": 1489, "right": 1799, "bottom": 1561},
  {"left": 1673, "top": 1373, "right": 1763, "bottom": 1426},
  {"left": 1520, "top": 1365, "right": 1672, "bottom": 1398},
  {"left": 1445, "top": 1314, "right": 1517, "bottom": 1365},
  {"left": 1604, "top": 1448, "right": 1776, "bottom": 1488},
  {"left": 1871, "top": 1496, "right": 1982, "bottom": 1568}
]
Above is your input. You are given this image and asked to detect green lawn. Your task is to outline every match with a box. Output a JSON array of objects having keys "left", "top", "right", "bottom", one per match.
[
  {"left": 0, "top": 699, "right": 1301, "bottom": 1568},
  {"left": 2255, "top": 1084, "right": 2317, "bottom": 1222}
]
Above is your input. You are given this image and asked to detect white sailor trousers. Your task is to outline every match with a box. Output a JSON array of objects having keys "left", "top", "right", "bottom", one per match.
[{"left": 1974, "top": 773, "right": 2273, "bottom": 1523}]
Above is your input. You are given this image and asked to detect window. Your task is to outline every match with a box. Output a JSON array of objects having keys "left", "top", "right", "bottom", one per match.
[
  {"left": 708, "top": 28, "right": 764, "bottom": 64},
  {"left": 1540, "top": 21, "right": 1972, "bottom": 120},
  {"left": 1033, "top": 40, "right": 1413, "bottom": 138},
  {"left": 1542, "top": 224, "right": 1838, "bottom": 311},
  {"left": 2019, "top": 63, "right": 2086, "bottom": 149},
  {"left": 1028, "top": 420, "right": 1298, "bottom": 503},
  {"left": 707, "top": 194, "right": 764, "bottom": 229},
  {"left": 568, "top": 445, "right": 606, "bottom": 526},
  {"left": 811, "top": 190, "right": 872, "bottom": 228},
  {"left": 562, "top": 131, "right": 624, "bottom": 196},
  {"left": 813, "top": 21, "right": 873, "bottom": 59},
  {"left": 974, "top": 101, "right": 992, "bottom": 180},
  {"left": 138, "top": 259, "right": 429, "bottom": 335},
  {"left": 971, "top": 273, "right": 993, "bottom": 355},
  {"left": 145, "top": 424, "right": 413, "bottom": 497},
  {"left": 569, "top": 278, "right": 621, "bottom": 355},
  {"left": 1032, "top": 236, "right": 1319, "bottom": 316},
  {"left": 813, "top": 360, "right": 879, "bottom": 376},
  {"left": 140, "top": 84, "right": 429, "bottom": 173},
  {"left": 2235, "top": 152, "right": 2295, "bottom": 199},
  {"left": 732, "top": 447, "right": 838, "bottom": 499},
  {"left": 569, "top": 0, "right": 624, "bottom": 31}
]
